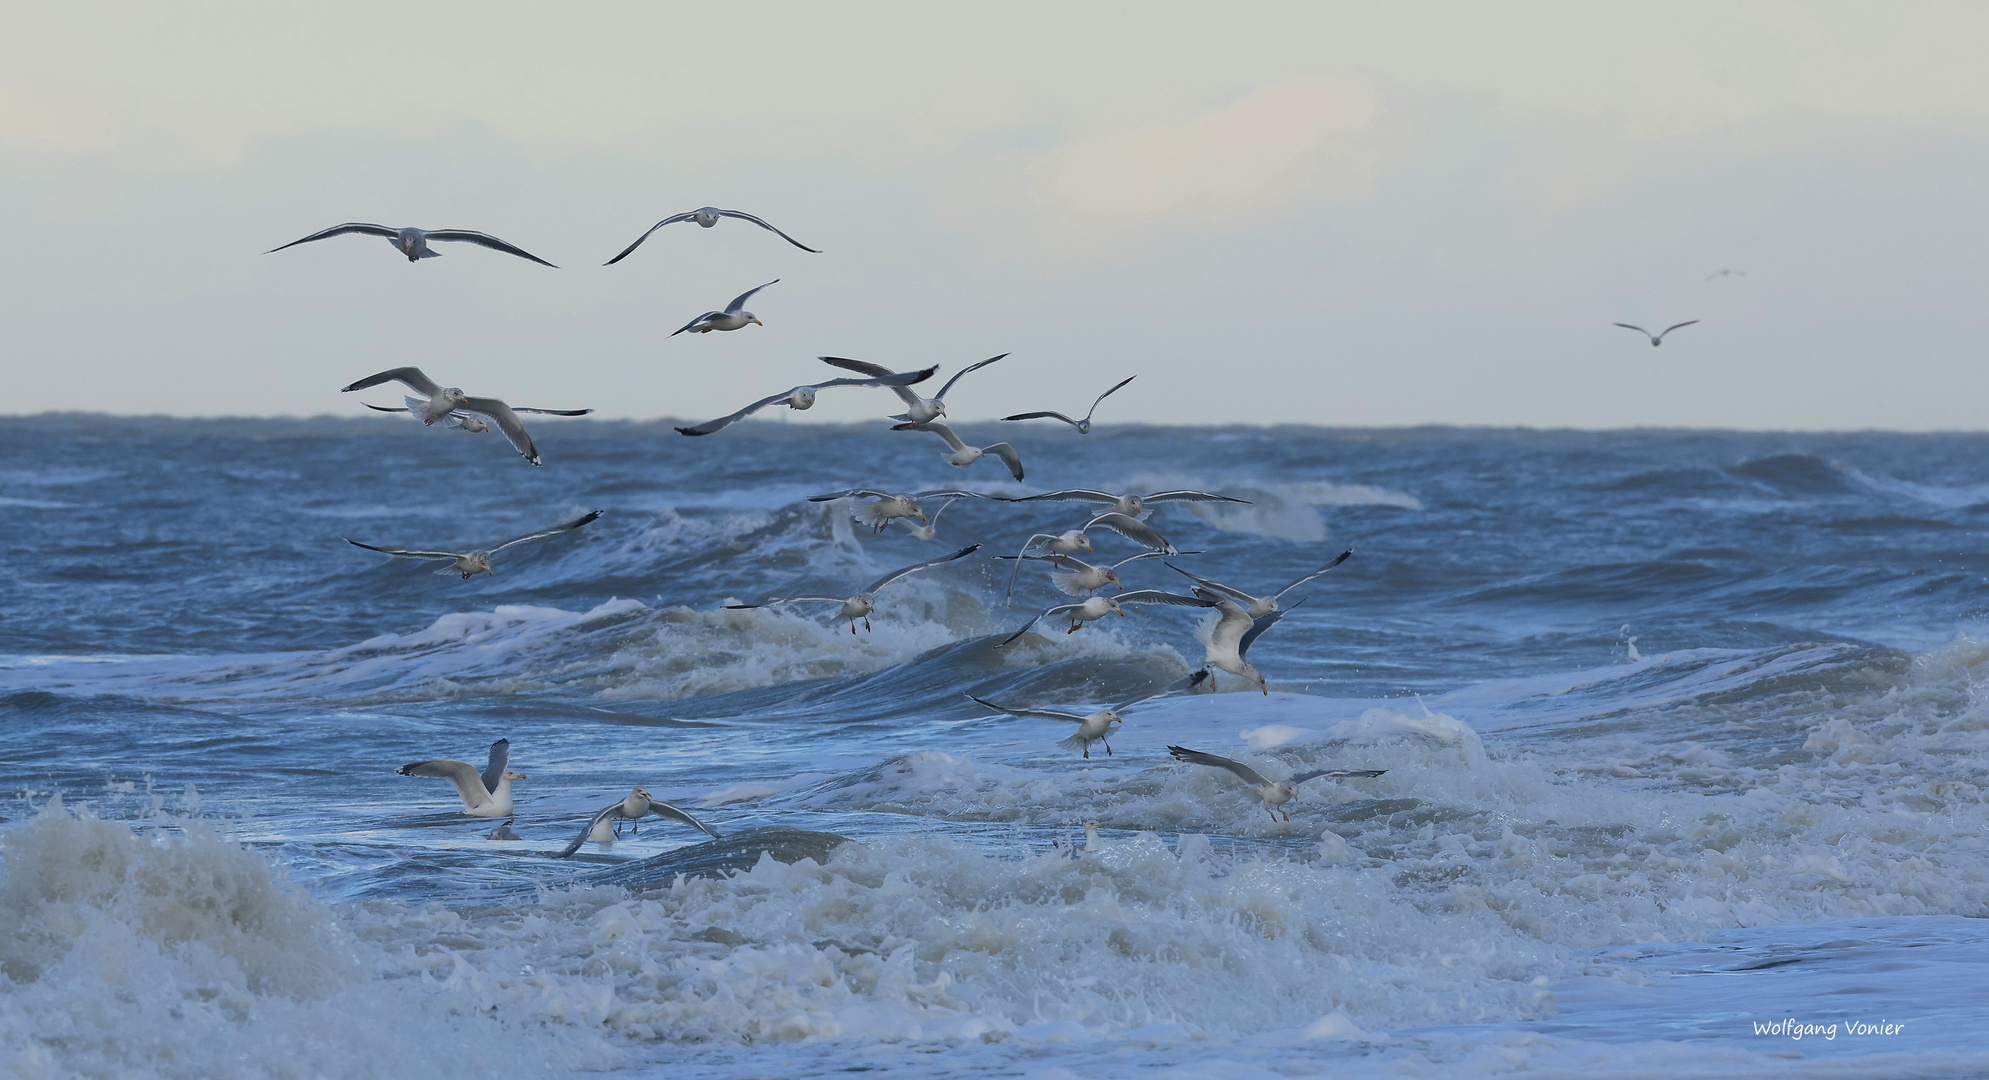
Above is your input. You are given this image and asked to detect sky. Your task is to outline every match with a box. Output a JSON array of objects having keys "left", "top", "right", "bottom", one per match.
[{"left": 5, "top": 1, "right": 1989, "bottom": 429}]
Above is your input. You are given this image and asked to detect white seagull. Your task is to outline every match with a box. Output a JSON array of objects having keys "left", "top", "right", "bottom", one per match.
[
  {"left": 808, "top": 489, "right": 986, "bottom": 533},
  {"left": 604, "top": 207, "right": 821, "bottom": 264},
  {"left": 342, "top": 367, "right": 590, "bottom": 466},
  {"left": 996, "top": 488, "right": 1247, "bottom": 519},
  {"left": 999, "top": 589, "right": 1214, "bottom": 647},
  {"left": 1613, "top": 320, "right": 1699, "bottom": 346},
  {"left": 1000, "top": 376, "right": 1136, "bottom": 435},
  {"left": 964, "top": 669, "right": 1209, "bottom": 759},
  {"left": 819, "top": 354, "right": 1005, "bottom": 424},
  {"left": 1192, "top": 586, "right": 1298, "bottom": 694},
  {"left": 398, "top": 739, "right": 525, "bottom": 817},
  {"left": 1002, "top": 515, "right": 1178, "bottom": 600},
  {"left": 267, "top": 224, "right": 556, "bottom": 266},
  {"left": 345, "top": 510, "right": 603, "bottom": 579},
  {"left": 727, "top": 545, "right": 980, "bottom": 633},
  {"left": 1166, "top": 549, "right": 1353, "bottom": 618},
  {"left": 674, "top": 280, "right": 778, "bottom": 336},
  {"left": 552, "top": 787, "right": 719, "bottom": 858},
  {"left": 900, "top": 497, "right": 962, "bottom": 540},
  {"left": 676, "top": 364, "right": 938, "bottom": 436},
  {"left": 1167, "top": 745, "right": 1385, "bottom": 821},
  {"left": 890, "top": 420, "right": 1026, "bottom": 481},
  {"left": 365, "top": 401, "right": 490, "bottom": 433},
  {"left": 1000, "top": 550, "right": 1165, "bottom": 597}
]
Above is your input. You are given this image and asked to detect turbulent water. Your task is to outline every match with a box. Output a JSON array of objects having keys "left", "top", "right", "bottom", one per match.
[{"left": 4, "top": 415, "right": 1989, "bottom": 1078}]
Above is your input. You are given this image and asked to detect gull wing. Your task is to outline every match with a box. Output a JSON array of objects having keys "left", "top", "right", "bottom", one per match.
[
  {"left": 1111, "top": 550, "right": 1167, "bottom": 570},
  {"left": 984, "top": 443, "right": 1025, "bottom": 482},
  {"left": 1290, "top": 767, "right": 1388, "bottom": 784},
  {"left": 1270, "top": 548, "right": 1354, "bottom": 600},
  {"left": 479, "top": 738, "right": 511, "bottom": 796},
  {"left": 602, "top": 211, "right": 700, "bottom": 265},
  {"left": 459, "top": 397, "right": 541, "bottom": 465},
  {"left": 1613, "top": 322, "right": 1653, "bottom": 339},
  {"left": 1086, "top": 512, "right": 1176, "bottom": 554},
  {"left": 266, "top": 222, "right": 400, "bottom": 254},
  {"left": 999, "top": 489, "right": 1119, "bottom": 505},
  {"left": 512, "top": 407, "right": 594, "bottom": 416},
  {"left": 1005, "top": 532, "right": 1060, "bottom": 600},
  {"left": 677, "top": 389, "right": 801, "bottom": 436},
  {"left": 820, "top": 356, "right": 922, "bottom": 407},
  {"left": 1111, "top": 668, "right": 1210, "bottom": 712},
  {"left": 647, "top": 799, "right": 722, "bottom": 837},
  {"left": 396, "top": 758, "right": 491, "bottom": 809},
  {"left": 999, "top": 410, "right": 1078, "bottom": 428},
  {"left": 1164, "top": 561, "right": 1255, "bottom": 604},
  {"left": 997, "top": 603, "right": 1081, "bottom": 647},
  {"left": 926, "top": 498, "right": 961, "bottom": 525},
  {"left": 341, "top": 367, "right": 445, "bottom": 397},
  {"left": 863, "top": 544, "right": 979, "bottom": 595},
  {"left": 1659, "top": 319, "right": 1700, "bottom": 338},
  {"left": 811, "top": 365, "right": 939, "bottom": 391},
  {"left": 1167, "top": 745, "right": 1271, "bottom": 789},
  {"left": 344, "top": 538, "right": 465, "bottom": 561},
  {"left": 1194, "top": 587, "right": 1254, "bottom": 653},
  {"left": 423, "top": 230, "right": 557, "bottom": 266},
  {"left": 1141, "top": 490, "right": 1250, "bottom": 505},
  {"left": 962, "top": 693, "right": 1088, "bottom": 724},
  {"left": 910, "top": 489, "right": 987, "bottom": 499},
  {"left": 724, "top": 279, "right": 779, "bottom": 313},
  {"left": 724, "top": 596, "right": 849, "bottom": 609},
  {"left": 1115, "top": 589, "right": 1215, "bottom": 608},
  {"left": 716, "top": 208, "right": 822, "bottom": 253},
  {"left": 894, "top": 420, "right": 971, "bottom": 453},
  {"left": 933, "top": 353, "right": 1006, "bottom": 400},
  {"left": 1085, "top": 375, "right": 1137, "bottom": 421},
  {"left": 489, "top": 510, "right": 604, "bottom": 553},
  {"left": 672, "top": 310, "right": 720, "bottom": 336},
  {"left": 809, "top": 489, "right": 898, "bottom": 502},
  {"left": 363, "top": 402, "right": 413, "bottom": 416},
  {"left": 552, "top": 802, "right": 622, "bottom": 858},
  {"left": 1238, "top": 598, "right": 1302, "bottom": 658}
]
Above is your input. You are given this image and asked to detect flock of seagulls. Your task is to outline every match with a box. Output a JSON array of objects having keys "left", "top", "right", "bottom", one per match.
[{"left": 270, "top": 203, "right": 1385, "bottom": 855}]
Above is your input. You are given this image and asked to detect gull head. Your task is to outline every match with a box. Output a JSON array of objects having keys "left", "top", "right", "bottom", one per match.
[
  {"left": 1103, "top": 569, "right": 1123, "bottom": 590},
  {"left": 443, "top": 387, "right": 468, "bottom": 405},
  {"left": 502, "top": 770, "right": 527, "bottom": 782},
  {"left": 694, "top": 208, "right": 721, "bottom": 227},
  {"left": 743, "top": 313, "right": 762, "bottom": 326},
  {"left": 1125, "top": 496, "right": 1146, "bottom": 516},
  {"left": 792, "top": 387, "right": 818, "bottom": 410},
  {"left": 1103, "top": 598, "right": 1127, "bottom": 618}
]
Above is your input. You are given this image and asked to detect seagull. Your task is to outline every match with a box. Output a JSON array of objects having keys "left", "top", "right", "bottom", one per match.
[
  {"left": 1166, "top": 549, "right": 1353, "bottom": 618},
  {"left": 397, "top": 739, "right": 524, "bottom": 817},
  {"left": 890, "top": 420, "right": 1025, "bottom": 481},
  {"left": 341, "top": 367, "right": 590, "bottom": 466},
  {"left": 965, "top": 669, "right": 1209, "bottom": 759},
  {"left": 1002, "top": 550, "right": 1166, "bottom": 597},
  {"left": 1000, "top": 376, "right": 1136, "bottom": 435},
  {"left": 900, "top": 498, "right": 961, "bottom": 541},
  {"left": 998, "top": 589, "right": 1214, "bottom": 647},
  {"left": 1001, "top": 516, "right": 1178, "bottom": 600},
  {"left": 1167, "top": 746, "right": 1385, "bottom": 821},
  {"left": 266, "top": 224, "right": 556, "bottom": 266},
  {"left": 808, "top": 489, "right": 986, "bottom": 533},
  {"left": 1613, "top": 320, "right": 1699, "bottom": 346},
  {"left": 673, "top": 280, "right": 778, "bottom": 336},
  {"left": 552, "top": 787, "right": 719, "bottom": 858},
  {"left": 676, "top": 364, "right": 938, "bottom": 436},
  {"left": 727, "top": 545, "right": 980, "bottom": 633},
  {"left": 364, "top": 399, "right": 592, "bottom": 436},
  {"left": 1192, "top": 586, "right": 1297, "bottom": 694},
  {"left": 604, "top": 207, "right": 821, "bottom": 264},
  {"left": 487, "top": 820, "right": 523, "bottom": 841},
  {"left": 819, "top": 354, "right": 1005, "bottom": 424},
  {"left": 995, "top": 488, "right": 1248, "bottom": 519},
  {"left": 1705, "top": 268, "right": 1746, "bottom": 281},
  {"left": 344, "top": 510, "right": 604, "bottom": 579}
]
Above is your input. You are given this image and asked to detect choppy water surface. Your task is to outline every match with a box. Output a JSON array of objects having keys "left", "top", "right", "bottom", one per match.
[{"left": 4, "top": 416, "right": 1988, "bottom": 1078}]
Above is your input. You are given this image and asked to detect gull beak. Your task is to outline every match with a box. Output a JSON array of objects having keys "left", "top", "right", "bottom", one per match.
[
  {"left": 1114, "top": 608, "right": 1127, "bottom": 617},
  {"left": 486, "top": 568, "right": 495, "bottom": 576},
  {"left": 514, "top": 772, "right": 528, "bottom": 780},
  {"left": 913, "top": 510, "right": 927, "bottom": 522},
  {"left": 750, "top": 318, "right": 764, "bottom": 326}
]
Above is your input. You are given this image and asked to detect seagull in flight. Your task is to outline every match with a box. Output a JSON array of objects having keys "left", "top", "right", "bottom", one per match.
[
  {"left": 1705, "top": 268, "right": 1746, "bottom": 281},
  {"left": 363, "top": 399, "right": 590, "bottom": 437},
  {"left": 342, "top": 367, "right": 589, "bottom": 465},
  {"left": 995, "top": 488, "right": 1247, "bottom": 519},
  {"left": 397, "top": 739, "right": 525, "bottom": 817},
  {"left": 819, "top": 354, "right": 1005, "bottom": 424},
  {"left": 1192, "top": 586, "right": 1297, "bottom": 693},
  {"left": 1614, "top": 320, "right": 1699, "bottom": 346},
  {"left": 267, "top": 224, "right": 556, "bottom": 266},
  {"left": 674, "top": 280, "right": 778, "bottom": 336},
  {"left": 807, "top": 489, "right": 986, "bottom": 533},
  {"left": 604, "top": 207, "right": 821, "bottom": 264},
  {"left": 965, "top": 670, "right": 1208, "bottom": 759},
  {"left": 1008, "top": 550, "right": 1166, "bottom": 598},
  {"left": 727, "top": 545, "right": 980, "bottom": 633},
  {"left": 1167, "top": 746, "right": 1385, "bottom": 821},
  {"left": 891, "top": 420, "right": 1026, "bottom": 481},
  {"left": 676, "top": 364, "right": 938, "bottom": 436},
  {"left": 345, "top": 510, "right": 603, "bottom": 579},
  {"left": 1000, "top": 376, "right": 1136, "bottom": 434},
  {"left": 552, "top": 787, "right": 719, "bottom": 858},
  {"left": 1166, "top": 549, "right": 1353, "bottom": 618},
  {"left": 900, "top": 498, "right": 963, "bottom": 541},
  {"left": 998, "top": 589, "right": 1213, "bottom": 647},
  {"left": 1002, "top": 515, "right": 1179, "bottom": 601}
]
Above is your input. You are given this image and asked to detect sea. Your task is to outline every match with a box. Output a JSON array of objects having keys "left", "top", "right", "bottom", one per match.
[{"left": 3, "top": 415, "right": 1987, "bottom": 1079}]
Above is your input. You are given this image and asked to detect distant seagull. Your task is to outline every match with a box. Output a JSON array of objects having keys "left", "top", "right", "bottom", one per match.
[
  {"left": 1002, "top": 515, "right": 1177, "bottom": 601},
  {"left": 552, "top": 787, "right": 719, "bottom": 858},
  {"left": 674, "top": 280, "right": 778, "bottom": 336},
  {"left": 807, "top": 489, "right": 986, "bottom": 533},
  {"left": 1167, "top": 746, "right": 1385, "bottom": 821},
  {"left": 999, "top": 589, "right": 1214, "bottom": 648},
  {"left": 819, "top": 354, "right": 1005, "bottom": 424},
  {"left": 1001, "top": 376, "right": 1137, "bottom": 435},
  {"left": 398, "top": 738, "right": 524, "bottom": 817},
  {"left": 727, "top": 545, "right": 980, "bottom": 633},
  {"left": 995, "top": 488, "right": 1247, "bottom": 519},
  {"left": 345, "top": 510, "right": 603, "bottom": 579},
  {"left": 487, "top": 820, "right": 523, "bottom": 841},
  {"left": 1706, "top": 268, "right": 1746, "bottom": 281},
  {"left": 1192, "top": 586, "right": 1296, "bottom": 693},
  {"left": 1166, "top": 549, "right": 1353, "bottom": 618},
  {"left": 676, "top": 364, "right": 938, "bottom": 436},
  {"left": 891, "top": 420, "right": 1025, "bottom": 481},
  {"left": 965, "top": 670, "right": 1209, "bottom": 759},
  {"left": 604, "top": 207, "right": 821, "bottom": 264},
  {"left": 266, "top": 224, "right": 556, "bottom": 266},
  {"left": 342, "top": 367, "right": 590, "bottom": 465},
  {"left": 900, "top": 497, "right": 962, "bottom": 541},
  {"left": 1613, "top": 320, "right": 1699, "bottom": 346}
]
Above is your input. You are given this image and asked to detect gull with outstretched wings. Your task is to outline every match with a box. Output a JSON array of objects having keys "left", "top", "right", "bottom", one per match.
[
  {"left": 397, "top": 738, "right": 524, "bottom": 817},
  {"left": 673, "top": 280, "right": 778, "bottom": 336},
  {"left": 964, "top": 670, "right": 1208, "bottom": 759},
  {"left": 998, "top": 589, "right": 1213, "bottom": 647},
  {"left": 676, "top": 364, "right": 938, "bottom": 436},
  {"left": 726, "top": 545, "right": 980, "bottom": 633},
  {"left": 551, "top": 787, "right": 719, "bottom": 858},
  {"left": 342, "top": 367, "right": 590, "bottom": 466},
  {"left": 1167, "top": 745, "right": 1385, "bottom": 820},
  {"left": 267, "top": 223, "right": 556, "bottom": 266},
  {"left": 994, "top": 487, "right": 1247, "bottom": 519},
  {"left": 807, "top": 489, "right": 987, "bottom": 533},
  {"left": 345, "top": 510, "right": 603, "bottom": 579},
  {"left": 819, "top": 353, "right": 1005, "bottom": 424},
  {"left": 1166, "top": 549, "right": 1352, "bottom": 618},
  {"left": 1613, "top": 320, "right": 1699, "bottom": 346},
  {"left": 890, "top": 420, "right": 1026, "bottom": 481},
  {"left": 1000, "top": 375, "right": 1136, "bottom": 434},
  {"left": 604, "top": 206, "right": 821, "bottom": 264}
]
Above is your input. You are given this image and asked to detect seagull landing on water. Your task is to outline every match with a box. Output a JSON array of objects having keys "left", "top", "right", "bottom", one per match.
[
  {"left": 552, "top": 787, "right": 720, "bottom": 858},
  {"left": 1000, "top": 375, "right": 1137, "bottom": 434},
  {"left": 604, "top": 207, "right": 821, "bottom": 264},
  {"left": 727, "top": 545, "right": 980, "bottom": 633},
  {"left": 808, "top": 489, "right": 987, "bottom": 533},
  {"left": 267, "top": 224, "right": 556, "bottom": 266},
  {"left": 965, "top": 670, "right": 1209, "bottom": 759},
  {"left": 1166, "top": 549, "right": 1353, "bottom": 618},
  {"left": 1167, "top": 746, "right": 1385, "bottom": 821},
  {"left": 342, "top": 367, "right": 591, "bottom": 466},
  {"left": 398, "top": 739, "right": 524, "bottom": 818},
  {"left": 344, "top": 510, "right": 603, "bottom": 579},
  {"left": 676, "top": 364, "right": 938, "bottom": 436},
  {"left": 818, "top": 354, "right": 1005, "bottom": 424},
  {"left": 1614, "top": 320, "right": 1699, "bottom": 346},
  {"left": 999, "top": 589, "right": 1214, "bottom": 648},
  {"left": 674, "top": 280, "right": 778, "bottom": 336},
  {"left": 995, "top": 487, "right": 1248, "bottom": 519},
  {"left": 891, "top": 420, "right": 1026, "bottom": 481}
]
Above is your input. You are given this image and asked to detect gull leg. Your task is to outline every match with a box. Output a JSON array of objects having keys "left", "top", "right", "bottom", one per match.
[
  {"left": 864, "top": 616, "right": 872, "bottom": 632},
  {"left": 1081, "top": 744, "right": 1090, "bottom": 759},
  {"left": 1104, "top": 740, "right": 1113, "bottom": 757}
]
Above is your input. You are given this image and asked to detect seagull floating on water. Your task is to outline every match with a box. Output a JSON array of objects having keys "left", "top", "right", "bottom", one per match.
[
  {"left": 1166, "top": 549, "right": 1352, "bottom": 618},
  {"left": 1614, "top": 320, "right": 1699, "bottom": 346},
  {"left": 727, "top": 545, "right": 980, "bottom": 633},
  {"left": 1000, "top": 376, "right": 1136, "bottom": 434},
  {"left": 342, "top": 367, "right": 589, "bottom": 465},
  {"left": 999, "top": 589, "right": 1213, "bottom": 647},
  {"left": 604, "top": 207, "right": 821, "bottom": 264},
  {"left": 676, "top": 364, "right": 938, "bottom": 436},
  {"left": 552, "top": 787, "right": 720, "bottom": 858},
  {"left": 267, "top": 224, "right": 556, "bottom": 266},
  {"left": 890, "top": 420, "right": 1026, "bottom": 481},
  {"left": 345, "top": 510, "right": 603, "bottom": 579},
  {"left": 398, "top": 739, "right": 524, "bottom": 818},
  {"left": 808, "top": 489, "right": 986, "bottom": 533},
  {"left": 1167, "top": 745, "right": 1385, "bottom": 821},
  {"left": 995, "top": 488, "right": 1247, "bottom": 519},
  {"left": 674, "top": 280, "right": 778, "bottom": 336},
  {"left": 819, "top": 354, "right": 1005, "bottom": 424},
  {"left": 965, "top": 670, "right": 1209, "bottom": 759}
]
